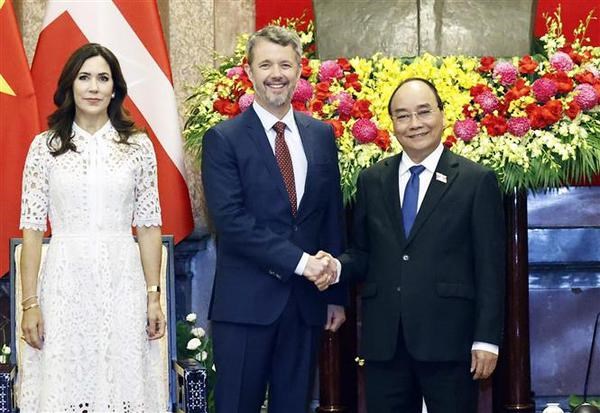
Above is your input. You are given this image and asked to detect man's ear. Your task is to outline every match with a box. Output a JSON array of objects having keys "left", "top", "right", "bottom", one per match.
[{"left": 244, "top": 63, "right": 252, "bottom": 80}]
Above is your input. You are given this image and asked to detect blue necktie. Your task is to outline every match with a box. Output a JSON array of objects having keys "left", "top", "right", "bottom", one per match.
[{"left": 402, "top": 165, "right": 425, "bottom": 237}]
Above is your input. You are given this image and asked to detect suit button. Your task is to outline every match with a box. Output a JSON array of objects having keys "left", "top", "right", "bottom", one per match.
[
  {"left": 293, "top": 225, "right": 298, "bottom": 231},
  {"left": 402, "top": 254, "right": 410, "bottom": 261},
  {"left": 396, "top": 286, "right": 401, "bottom": 292}
]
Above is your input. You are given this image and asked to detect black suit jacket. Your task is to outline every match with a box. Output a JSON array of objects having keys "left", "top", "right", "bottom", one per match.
[
  {"left": 339, "top": 148, "right": 505, "bottom": 362},
  {"left": 201, "top": 107, "right": 346, "bottom": 327}
]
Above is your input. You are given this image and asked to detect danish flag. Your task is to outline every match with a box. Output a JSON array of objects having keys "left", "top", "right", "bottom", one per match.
[{"left": 31, "top": 0, "right": 193, "bottom": 243}]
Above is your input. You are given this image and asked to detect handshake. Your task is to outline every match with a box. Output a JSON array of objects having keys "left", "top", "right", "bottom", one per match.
[{"left": 303, "top": 250, "right": 338, "bottom": 291}]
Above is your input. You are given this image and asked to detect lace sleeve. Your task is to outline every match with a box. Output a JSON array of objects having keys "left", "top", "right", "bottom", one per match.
[
  {"left": 20, "top": 134, "right": 51, "bottom": 231},
  {"left": 132, "top": 134, "right": 162, "bottom": 227}
]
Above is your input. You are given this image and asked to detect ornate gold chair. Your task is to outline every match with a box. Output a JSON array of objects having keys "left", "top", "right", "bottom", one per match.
[{"left": 6, "top": 236, "right": 207, "bottom": 413}]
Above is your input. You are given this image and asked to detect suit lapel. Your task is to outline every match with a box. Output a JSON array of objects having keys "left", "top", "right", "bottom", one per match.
[
  {"left": 380, "top": 154, "right": 407, "bottom": 246},
  {"left": 406, "top": 148, "right": 459, "bottom": 244},
  {"left": 295, "top": 112, "right": 315, "bottom": 219},
  {"left": 245, "top": 108, "right": 290, "bottom": 204}
]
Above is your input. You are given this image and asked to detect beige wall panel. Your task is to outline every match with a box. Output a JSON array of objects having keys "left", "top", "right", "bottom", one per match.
[
  {"left": 420, "top": 0, "right": 535, "bottom": 56},
  {"left": 214, "top": 0, "right": 255, "bottom": 60},
  {"left": 314, "top": 0, "right": 534, "bottom": 58},
  {"left": 14, "top": 0, "right": 45, "bottom": 65},
  {"left": 314, "top": 0, "right": 419, "bottom": 59},
  {"left": 169, "top": 0, "right": 216, "bottom": 230}
]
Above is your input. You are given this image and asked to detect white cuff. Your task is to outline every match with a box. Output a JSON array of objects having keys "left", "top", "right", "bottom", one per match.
[
  {"left": 295, "top": 253, "right": 310, "bottom": 276},
  {"left": 332, "top": 258, "right": 342, "bottom": 284},
  {"left": 471, "top": 341, "right": 499, "bottom": 355}
]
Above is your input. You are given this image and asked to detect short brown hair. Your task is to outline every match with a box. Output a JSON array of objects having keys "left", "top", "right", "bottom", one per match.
[{"left": 246, "top": 25, "right": 302, "bottom": 65}]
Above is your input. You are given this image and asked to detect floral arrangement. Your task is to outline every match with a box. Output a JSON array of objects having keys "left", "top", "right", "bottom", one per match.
[
  {"left": 176, "top": 313, "right": 215, "bottom": 412},
  {"left": 0, "top": 344, "right": 10, "bottom": 364},
  {"left": 184, "top": 8, "right": 600, "bottom": 203}
]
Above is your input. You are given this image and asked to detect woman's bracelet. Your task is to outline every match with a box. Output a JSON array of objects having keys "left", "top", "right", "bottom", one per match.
[
  {"left": 21, "top": 294, "right": 38, "bottom": 305},
  {"left": 147, "top": 285, "right": 161, "bottom": 293},
  {"left": 23, "top": 302, "right": 40, "bottom": 311}
]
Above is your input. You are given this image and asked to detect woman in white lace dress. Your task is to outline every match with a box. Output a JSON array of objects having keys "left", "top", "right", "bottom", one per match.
[{"left": 18, "top": 43, "right": 167, "bottom": 412}]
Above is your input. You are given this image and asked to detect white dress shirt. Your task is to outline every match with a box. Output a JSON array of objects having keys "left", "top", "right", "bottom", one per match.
[{"left": 252, "top": 101, "right": 310, "bottom": 276}]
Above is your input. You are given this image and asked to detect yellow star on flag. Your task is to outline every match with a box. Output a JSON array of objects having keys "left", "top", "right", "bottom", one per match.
[{"left": 0, "top": 74, "right": 16, "bottom": 96}]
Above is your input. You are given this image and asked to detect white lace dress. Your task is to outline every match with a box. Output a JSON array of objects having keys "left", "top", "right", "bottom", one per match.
[{"left": 18, "top": 121, "right": 167, "bottom": 412}]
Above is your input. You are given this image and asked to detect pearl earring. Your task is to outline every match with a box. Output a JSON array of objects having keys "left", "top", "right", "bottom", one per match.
[{"left": 111, "top": 92, "right": 115, "bottom": 98}]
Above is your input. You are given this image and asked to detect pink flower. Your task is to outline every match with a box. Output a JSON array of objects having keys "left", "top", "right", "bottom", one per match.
[
  {"left": 238, "top": 93, "right": 254, "bottom": 112},
  {"left": 318, "top": 60, "right": 344, "bottom": 82},
  {"left": 453, "top": 118, "right": 478, "bottom": 141},
  {"left": 292, "top": 79, "right": 313, "bottom": 103},
  {"left": 474, "top": 91, "right": 499, "bottom": 113},
  {"left": 507, "top": 117, "right": 531, "bottom": 137},
  {"left": 351, "top": 119, "right": 378, "bottom": 144},
  {"left": 574, "top": 84, "right": 599, "bottom": 110},
  {"left": 532, "top": 78, "right": 558, "bottom": 103},
  {"left": 329, "top": 91, "right": 355, "bottom": 117},
  {"left": 226, "top": 66, "right": 245, "bottom": 78},
  {"left": 550, "top": 52, "right": 574, "bottom": 72},
  {"left": 493, "top": 61, "right": 518, "bottom": 86}
]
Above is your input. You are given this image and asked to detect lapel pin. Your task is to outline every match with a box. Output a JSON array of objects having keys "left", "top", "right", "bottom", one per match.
[{"left": 435, "top": 172, "right": 447, "bottom": 183}]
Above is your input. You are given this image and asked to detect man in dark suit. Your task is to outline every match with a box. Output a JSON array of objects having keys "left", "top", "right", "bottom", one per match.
[
  {"left": 201, "top": 25, "right": 346, "bottom": 413},
  {"left": 327, "top": 78, "right": 505, "bottom": 413}
]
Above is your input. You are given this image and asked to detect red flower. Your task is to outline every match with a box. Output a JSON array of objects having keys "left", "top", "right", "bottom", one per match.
[
  {"left": 480, "top": 114, "right": 508, "bottom": 136},
  {"left": 478, "top": 56, "right": 496, "bottom": 73},
  {"left": 213, "top": 98, "right": 240, "bottom": 117},
  {"left": 544, "top": 71, "right": 573, "bottom": 94},
  {"left": 518, "top": 55, "right": 538, "bottom": 74},
  {"left": 324, "top": 119, "right": 345, "bottom": 138},
  {"left": 544, "top": 99, "right": 563, "bottom": 120},
  {"left": 292, "top": 100, "right": 309, "bottom": 112},
  {"left": 566, "top": 100, "right": 581, "bottom": 120},
  {"left": 301, "top": 57, "right": 312, "bottom": 78},
  {"left": 462, "top": 104, "right": 476, "bottom": 118},
  {"left": 344, "top": 73, "right": 362, "bottom": 91},
  {"left": 526, "top": 101, "right": 561, "bottom": 129},
  {"left": 351, "top": 99, "right": 373, "bottom": 119},
  {"left": 470, "top": 84, "right": 492, "bottom": 97},
  {"left": 443, "top": 135, "right": 457, "bottom": 148},
  {"left": 575, "top": 71, "right": 600, "bottom": 86},
  {"left": 505, "top": 78, "right": 531, "bottom": 104},
  {"left": 315, "top": 81, "right": 332, "bottom": 100},
  {"left": 337, "top": 58, "right": 352, "bottom": 72},
  {"left": 309, "top": 99, "right": 324, "bottom": 115},
  {"left": 374, "top": 129, "right": 391, "bottom": 151}
]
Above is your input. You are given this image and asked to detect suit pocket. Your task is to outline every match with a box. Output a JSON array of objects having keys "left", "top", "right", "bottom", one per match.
[
  {"left": 436, "top": 282, "right": 475, "bottom": 300},
  {"left": 360, "top": 283, "right": 377, "bottom": 298}
]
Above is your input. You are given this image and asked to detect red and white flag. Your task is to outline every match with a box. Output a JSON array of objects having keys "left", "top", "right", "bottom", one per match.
[
  {"left": 0, "top": 0, "right": 41, "bottom": 276},
  {"left": 31, "top": 0, "right": 194, "bottom": 243}
]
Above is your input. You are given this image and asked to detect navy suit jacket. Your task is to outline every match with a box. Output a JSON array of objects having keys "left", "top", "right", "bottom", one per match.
[
  {"left": 339, "top": 149, "right": 505, "bottom": 362},
  {"left": 202, "top": 107, "right": 346, "bottom": 327}
]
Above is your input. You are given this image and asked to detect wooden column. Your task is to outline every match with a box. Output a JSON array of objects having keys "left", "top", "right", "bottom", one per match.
[{"left": 496, "top": 188, "right": 535, "bottom": 413}]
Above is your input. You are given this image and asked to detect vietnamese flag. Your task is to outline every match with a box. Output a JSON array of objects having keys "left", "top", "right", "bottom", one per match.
[
  {"left": 0, "top": 0, "right": 41, "bottom": 276},
  {"left": 31, "top": 0, "right": 194, "bottom": 243}
]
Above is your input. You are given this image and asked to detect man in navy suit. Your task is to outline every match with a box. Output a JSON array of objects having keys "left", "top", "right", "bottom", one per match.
[
  {"left": 201, "top": 26, "right": 346, "bottom": 413},
  {"left": 323, "top": 78, "right": 505, "bottom": 413}
]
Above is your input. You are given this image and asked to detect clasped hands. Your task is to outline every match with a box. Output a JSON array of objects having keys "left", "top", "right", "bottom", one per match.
[{"left": 303, "top": 250, "right": 337, "bottom": 291}]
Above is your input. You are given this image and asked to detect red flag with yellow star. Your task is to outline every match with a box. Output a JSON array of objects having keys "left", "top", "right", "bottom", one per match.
[{"left": 0, "top": 0, "right": 40, "bottom": 276}]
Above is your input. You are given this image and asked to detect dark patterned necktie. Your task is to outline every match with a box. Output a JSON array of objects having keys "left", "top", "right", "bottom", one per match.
[
  {"left": 402, "top": 165, "right": 425, "bottom": 237},
  {"left": 273, "top": 121, "right": 297, "bottom": 216}
]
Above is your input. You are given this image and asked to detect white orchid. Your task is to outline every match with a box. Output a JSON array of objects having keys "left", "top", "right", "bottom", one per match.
[
  {"left": 191, "top": 327, "right": 206, "bottom": 338},
  {"left": 186, "top": 338, "right": 201, "bottom": 351}
]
